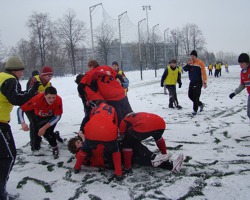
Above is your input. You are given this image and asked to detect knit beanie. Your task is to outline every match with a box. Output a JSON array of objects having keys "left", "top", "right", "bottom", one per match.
[
  {"left": 190, "top": 50, "right": 198, "bottom": 57},
  {"left": 42, "top": 66, "right": 53, "bottom": 76},
  {"left": 5, "top": 56, "right": 25, "bottom": 71},
  {"left": 238, "top": 53, "right": 249, "bottom": 63}
]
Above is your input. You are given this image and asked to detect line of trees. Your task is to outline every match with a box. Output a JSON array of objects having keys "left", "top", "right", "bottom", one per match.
[{"left": 0, "top": 9, "right": 239, "bottom": 76}]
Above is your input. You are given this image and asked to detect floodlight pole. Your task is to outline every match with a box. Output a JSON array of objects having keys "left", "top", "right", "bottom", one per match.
[
  {"left": 138, "top": 18, "right": 146, "bottom": 80},
  {"left": 152, "top": 24, "right": 159, "bottom": 77},
  {"left": 118, "top": 11, "right": 127, "bottom": 70},
  {"left": 89, "top": 3, "right": 102, "bottom": 59},
  {"left": 142, "top": 5, "right": 151, "bottom": 68},
  {"left": 164, "top": 28, "right": 169, "bottom": 66}
]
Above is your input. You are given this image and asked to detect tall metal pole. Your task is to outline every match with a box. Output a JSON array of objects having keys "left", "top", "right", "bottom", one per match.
[
  {"left": 174, "top": 32, "right": 177, "bottom": 60},
  {"left": 138, "top": 18, "right": 146, "bottom": 80},
  {"left": 164, "top": 28, "right": 169, "bottom": 66},
  {"left": 142, "top": 5, "right": 151, "bottom": 68},
  {"left": 89, "top": 3, "right": 102, "bottom": 59},
  {"left": 152, "top": 24, "right": 159, "bottom": 77},
  {"left": 118, "top": 11, "right": 127, "bottom": 70}
]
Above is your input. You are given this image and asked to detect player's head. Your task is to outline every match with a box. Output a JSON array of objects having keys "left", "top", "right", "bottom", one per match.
[
  {"left": 67, "top": 137, "right": 82, "bottom": 154},
  {"left": 44, "top": 86, "right": 57, "bottom": 105}
]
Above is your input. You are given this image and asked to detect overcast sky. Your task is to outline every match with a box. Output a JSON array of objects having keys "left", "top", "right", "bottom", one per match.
[{"left": 1, "top": 0, "right": 250, "bottom": 55}]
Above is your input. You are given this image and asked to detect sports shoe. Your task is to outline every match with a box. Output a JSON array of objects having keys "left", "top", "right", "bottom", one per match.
[
  {"left": 172, "top": 153, "right": 184, "bottom": 173},
  {"left": 169, "top": 104, "right": 175, "bottom": 109},
  {"left": 192, "top": 111, "right": 197, "bottom": 115},
  {"left": 151, "top": 153, "right": 172, "bottom": 167},
  {"left": 52, "top": 146, "right": 59, "bottom": 159},
  {"left": 54, "top": 131, "right": 64, "bottom": 143},
  {"left": 199, "top": 103, "right": 204, "bottom": 112},
  {"left": 176, "top": 105, "right": 182, "bottom": 109},
  {"left": 32, "top": 150, "right": 41, "bottom": 156}
]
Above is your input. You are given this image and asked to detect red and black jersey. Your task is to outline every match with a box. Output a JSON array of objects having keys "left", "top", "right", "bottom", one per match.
[
  {"left": 84, "top": 102, "right": 118, "bottom": 141},
  {"left": 89, "top": 66, "right": 126, "bottom": 101},
  {"left": 241, "top": 67, "right": 250, "bottom": 95},
  {"left": 119, "top": 112, "right": 166, "bottom": 134},
  {"left": 79, "top": 71, "right": 104, "bottom": 102},
  {"left": 20, "top": 92, "right": 63, "bottom": 117}
]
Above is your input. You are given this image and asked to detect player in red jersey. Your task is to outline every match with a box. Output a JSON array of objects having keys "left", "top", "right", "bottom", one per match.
[
  {"left": 17, "top": 86, "right": 63, "bottom": 158},
  {"left": 83, "top": 60, "right": 133, "bottom": 125},
  {"left": 229, "top": 53, "right": 250, "bottom": 124},
  {"left": 119, "top": 112, "right": 167, "bottom": 153},
  {"left": 119, "top": 112, "right": 184, "bottom": 173},
  {"left": 81, "top": 100, "right": 122, "bottom": 178}
]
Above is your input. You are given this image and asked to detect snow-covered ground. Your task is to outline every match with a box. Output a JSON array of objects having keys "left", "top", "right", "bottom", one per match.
[{"left": 7, "top": 65, "right": 250, "bottom": 200}]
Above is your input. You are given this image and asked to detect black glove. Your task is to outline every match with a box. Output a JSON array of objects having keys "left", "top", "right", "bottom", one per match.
[
  {"left": 179, "top": 83, "right": 182, "bottom": 88},
  {"left": 74, "top": 169, "right": 80, "bottom": 174},
  {"left": 32, "top": 81, "right": 41, "bottom": 91},
  {"left": 161, "top": 83, "right": 164, "bottom": 87},
  {"left": 229, "top": 92, "right": 236, "bottom": 99}
]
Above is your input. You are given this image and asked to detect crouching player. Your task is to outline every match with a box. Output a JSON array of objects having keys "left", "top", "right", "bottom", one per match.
[
  {"left": 71, "top": 100, "right": 122, "bottom": 178},
  {"left": 119, "top": 112, "right": 184, "bottom": 173},
  {"left": 17, "top": 86, "right": 63, "bottom": 159}
]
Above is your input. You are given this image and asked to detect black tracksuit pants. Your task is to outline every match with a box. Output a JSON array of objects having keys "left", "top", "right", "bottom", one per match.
[
  {"left": 188, "top": 81, "right": 203, "bottom": 112},
  {"left": 0, "top": 123, "right": 16, "bottom": 200}
]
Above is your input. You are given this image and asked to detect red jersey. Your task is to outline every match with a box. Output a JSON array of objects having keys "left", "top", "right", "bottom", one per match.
[
  {"left": 119, "top": 112, "right": 166, "bottom": 134},
  {"left": 84, "top": 102, "right": 118, "bottom": 141},
  {"left": 80, "top": 72, "right": 104, "bottom": 102},
  {"left": 89, "top": 66, "right": 126, "bottom": 101},
  {"left": 21, "top": 92, "right": 63, "bottom": 117},
  {"left": 241, "top": 67, "right": 250, "bottom": 95}
]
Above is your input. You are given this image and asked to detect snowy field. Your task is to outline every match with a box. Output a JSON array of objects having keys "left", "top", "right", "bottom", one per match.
[{"left": 7, "top": 65, "right": 250, "bottom": 200}]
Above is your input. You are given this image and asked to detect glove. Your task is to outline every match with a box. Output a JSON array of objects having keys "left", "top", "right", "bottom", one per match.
[
  {"left": 161, "top": 83, "right": 164, "bottom": 87},
  {"left": 179, "top": 83, "right": 182, "bottom": 88},
  {"left": 74, "top": 169, "right": 80, "bottom": 174},
  {"left": 229, "top": 92, "right": 236, "bottom": 99},
  {"left": 32, "top": 81, "right": 41, "bottom": 91}
]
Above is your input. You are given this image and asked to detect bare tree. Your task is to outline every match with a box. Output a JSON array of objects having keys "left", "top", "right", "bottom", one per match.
[
  {"left": 27, "top": 12, "right": 54, "bottom": 67},
  {"left": 0, "top": 39, "right": 8, "bottom": 62},
  {"left": 181, "top": 23, "right": 206, "bottom": 55},
  {"left": 56, "top": 9, "right": 86, "bottom": 75},
  {"left": 16, "top": 39, "right": 39, "bottom": 75},
  {"left": 181, "top": 24, "right": 192, "bottom": 56},
  {"left": 190, "top": 24, "right": 206, "bottom": 52},
  {"left": 95, "top": 22, "right": 116, "bottom": 65},
  {"left": 170, "top": 29, "right": 182, "bottom": 60}
]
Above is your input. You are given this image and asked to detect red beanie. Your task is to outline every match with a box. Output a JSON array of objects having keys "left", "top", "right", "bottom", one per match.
[{"left": 42, "top": 66, "right": 53, "bottom": 76}]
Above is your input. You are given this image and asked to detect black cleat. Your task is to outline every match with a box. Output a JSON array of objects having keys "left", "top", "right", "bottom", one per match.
[
  {"left": 54, "top": 131, "right": 64, "bottom": 143},
  {"left": 52, "top": 146, "right": 59, "bottom": 159},
  {"left": 176, "top": 105, "right": 182, "bottom": 109},
  {"left": 169, "top": 105, "right": 175, "bottom": 109},
  {"left": 199, "top": 103, "right": 205, "bottom": 112}
]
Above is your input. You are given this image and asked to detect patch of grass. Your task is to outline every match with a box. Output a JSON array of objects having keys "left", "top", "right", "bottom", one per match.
[
  {"left": 47, "top": 164, "right": 55, "bottom": 172},
  {"left": 222, "top": 131, "right": 230, "bottom": 138},
  {"left": 214, "top": 138, "right": 221, "bottom": 144},
  {"left": 184, "top": 156, "right": 192, "bottom": 163},
  {"left": 17, "top": 176, "right": 52, "bottom": 193},
  {"left": 167, "top": 144, "right": 183, "bottom": 150},
  {"left": 57, "top": 161, "right": 64, "bottom": 167}
]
